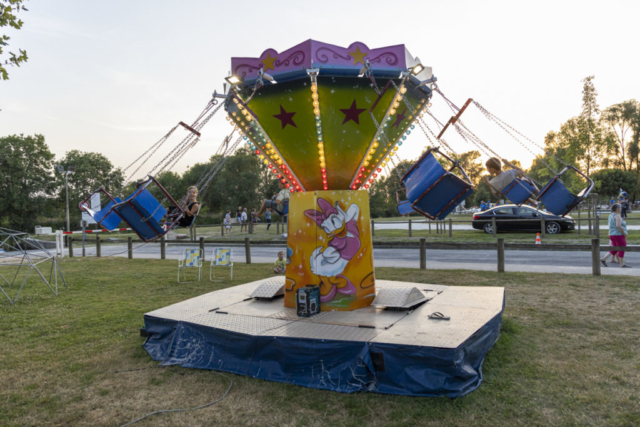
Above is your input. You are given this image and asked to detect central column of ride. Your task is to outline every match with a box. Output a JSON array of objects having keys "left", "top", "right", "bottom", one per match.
[{"left": 284, "top": 190, "right": 375, "bottom": 311}]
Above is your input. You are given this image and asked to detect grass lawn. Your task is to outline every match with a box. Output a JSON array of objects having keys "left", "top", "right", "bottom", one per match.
[{"left": 1, "top": 259, "right": 639, "bottom": 426}]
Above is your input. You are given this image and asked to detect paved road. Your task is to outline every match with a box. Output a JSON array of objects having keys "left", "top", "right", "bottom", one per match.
[
  {"left": 72, "top": 243, "right": 640, "bottom": 277},
  {"left": 373, "top": 222, "right": 640, "bottom": 231}
]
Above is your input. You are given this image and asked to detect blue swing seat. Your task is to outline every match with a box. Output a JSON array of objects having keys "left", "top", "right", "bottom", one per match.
[
  {"left": 114, "top": 188, "right": 168, "bottom": 242},
  {"left": 79, "top": 189, "right": 123, "bottom": 231},
  {"left": 537, "top": 166, "right": 594, "bottom": 217},
  {"left": 91, "top": 198, "right": 123, "bottom": 230},
  {"left": 401, "top": 148, "right": 474, "bottom": 220},
  {"left": 397, "top": 200, "right": 415, "bottom": 215},
  {"left": 501, "top": 177, "right": 536, "bottom": 206}
]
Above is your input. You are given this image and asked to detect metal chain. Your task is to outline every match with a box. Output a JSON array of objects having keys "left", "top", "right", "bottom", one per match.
[
  {"left": 473, "top": 100, "right": 568, "bottom": 169},
  {"left": 389, "top": 80, "right": 458, "bottom": 157},
  {"left": 122, "top": 125, "right": 178, "bottom": 181},
  {"left": 368, "top": 111, "right": 405, "bottom": 179}
]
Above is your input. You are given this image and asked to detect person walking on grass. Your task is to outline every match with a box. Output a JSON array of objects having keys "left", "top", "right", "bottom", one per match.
[{"left": 601, "top": 203, "right": 631, "bottom": 268}]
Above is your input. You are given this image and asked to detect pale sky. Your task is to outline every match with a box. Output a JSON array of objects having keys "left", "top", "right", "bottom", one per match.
[{"left": 2, "top": 0, "right": 639, "bottom": 180}]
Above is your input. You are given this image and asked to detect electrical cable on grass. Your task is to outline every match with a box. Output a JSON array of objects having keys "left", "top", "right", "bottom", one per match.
[{"left": 119, "top": 371, "right": 233, "bottom": 427}]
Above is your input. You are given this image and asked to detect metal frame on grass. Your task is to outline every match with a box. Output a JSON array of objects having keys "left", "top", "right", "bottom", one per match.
[{"left": 0, "top": 227, "right": 67, "bottom": 304}]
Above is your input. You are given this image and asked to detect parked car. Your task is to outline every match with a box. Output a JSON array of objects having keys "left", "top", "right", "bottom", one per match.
[{"left": 472, "top": 204, "right": 576, "bottom": 234}]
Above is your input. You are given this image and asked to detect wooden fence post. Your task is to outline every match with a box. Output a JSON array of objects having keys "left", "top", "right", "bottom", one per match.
[
  {"left": 492, "top": 217, "right": 497, "bottom": 238},
  {"left": 408, "top": 219, "right": 411, "bottom": 237},
  {"left": 419, "top": 238, "right": 426, "bottom": 270},
  {"left": 200, "top": 237, "right": 205, "bottom": 261},
  {"left": 372, "top": 220, "right": 375, "bottom": 237},
  {"left": 497, "top": 238, "right": 505, "bottom": 273},
  {"left": 595, "top": 214, "right": 600, "bottom": 239},
  {"left": 277, "top": 222, "right": 280, "bottom": 234},
  {"left": 540, "top": 215, "right": 546, "bottom": 239},
  {"left": 96, "top": 235, "right": 101, "bottom": 258},
  {"left": 68, "top": 236, "right": 73, "bottom": 258},
  {"left": 127, "top": 237, "right": 133, "bottom": 259},
  {"left": 245, "top": 237, "right": 251, "bottom": 264},
  {"left": 591, "top": 238, "right": 601, "bottom": 276},
  {"left": 221, "top": 223, "right": 224, "bottom": 236},
  {"left": 428, "top": 220, "right": 431, "bottom": 234},
  {"left": 449, "top": 218, "right": 453, "bottom": 238},
  {"left": 160, "top": 236, "right": 166, "bottom": 260},
  {"left": 578, "top": 209, "right": 581, "bottom": 234}
]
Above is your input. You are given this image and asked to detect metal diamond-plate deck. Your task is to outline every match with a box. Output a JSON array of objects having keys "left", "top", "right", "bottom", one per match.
[
  {"left": 145, "top": 292, "right": 249, "bottom": 321},
  {"left": 147, "top": 279, "right": 504, "bottom": 349},
  {"left": 187, "top": 311, "right": 292, "bottom": 335},
  {"left": 429, "top": 286, "right": 505, "bottom": 310},
  {"left": 268, "top": 321, "right": 381, "bottom": 342},
  {"left": 224, "top": 298, "right": 291, "bottom": 318},
  {"left": 370, "top": 286, "right": 504, "bottom": 348},
  {"left": 306, "top": 306, "right": 407, "bottom": 329},
  {"left": 215, "top": 277, "right": 285, "bottom": 295},
  {"left": 250, "top": 279, "right": 285, "bottom": 299},
  {"left": 375, "top": 280, "right": 448, "bottom": 293},
  {"left": 371, "top": 287, "right": 435, "bottom": 309}
]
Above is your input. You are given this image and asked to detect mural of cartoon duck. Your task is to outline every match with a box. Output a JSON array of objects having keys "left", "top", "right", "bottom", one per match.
[{"left": 304, "top": 198, "right": 361, "bottom": 302}]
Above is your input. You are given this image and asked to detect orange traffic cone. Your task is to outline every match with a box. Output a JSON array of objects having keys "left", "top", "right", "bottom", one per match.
[{"left": 535, "top": 233, "right": 541, "bottom": 245}]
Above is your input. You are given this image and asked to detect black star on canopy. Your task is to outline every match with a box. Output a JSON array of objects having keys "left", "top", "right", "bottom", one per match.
[
  {"left": 340, "top": 99, "right": 366, "bottom": 125},
  {"left": 273, "top": 105, "right": 297, "bottom": 129}
]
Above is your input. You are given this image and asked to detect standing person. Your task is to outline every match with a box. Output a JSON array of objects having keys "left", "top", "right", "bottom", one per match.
[
  {"left": 621, "top": 198, "right": 629, "bottom": 218},
  {"left": 241, "top": 208, "right": 248, "bottom": 232},
  {"left": 265, "top": 208, "right": 272, "bottom": 231},
  {"left": 251, "top": 208, "right": 258, "bottom": 225},
  {"left": 609, "top": 197, "right": 615, "bottom": 206},
  {"left": 224, "top": 210, "right": 232, "bottom": 233},
  {"left": 480, "top": 201, "right": 486, "bottom": 211},
  {"left": 236, "top": 206, "right": 242, "bottom": 227},
  {"left": 601, "top": 203, "right": 630, "bottom": 268}
]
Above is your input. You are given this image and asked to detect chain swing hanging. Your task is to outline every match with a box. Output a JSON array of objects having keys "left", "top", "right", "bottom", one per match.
[
  {"left": 435, "top": 89, "right": 543, "bottom": 207},
  {"left": 79, "top": 96, "right": 226, "bottom": 242},
  {"left": 380, "top": 80, "right": 474, "bottom": 220},
  {"left": 472, "top": 99, "right": 594, "bottom": 216}
]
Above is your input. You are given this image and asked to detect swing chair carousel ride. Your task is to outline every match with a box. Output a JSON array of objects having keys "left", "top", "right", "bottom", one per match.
[{"left": 86, "top": 40, "right": 592, "bottom": 397}]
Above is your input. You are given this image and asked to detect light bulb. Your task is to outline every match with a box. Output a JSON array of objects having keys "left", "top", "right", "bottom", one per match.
[
  {"left": 311, "top": 93, "right": 318, "bottom": 100},
  {"left": 314, "top": 108, "right": 320, "bottom": 115},
  {"left": 393, "top": 146, "right": 399, "bottom": 151},
  {"left": 373, "top": 142, "right": 379, "bottom": 148},
  {"left": 363, "top": 161, "right": 370, "bottom": 167},
  {"left": 313, "top": 100, "right": 319, "bottom": 107},
  {"left": 311, "top": 84, "right": 317, "bottom": 92},
  {"left": 317, "top": 143, "right": 323, "bottom": 149},
  {"left": 394, "top": 102, "right": 400, "bottom": 108},
  {"left": 381, "top": 162, "right": 386, "bottom": 167},
  {"left": 319, "top": 156, "right": 325, "bottom": 162},
  {"left": 390, "top": 152, "right": 395, "bottom": 156},
  {"left": 390, "top": 109, "right": 396, "bottom": 115},
  {"left": 320, "top": 162, "right": 326, "bottom": 168},
  {"left": 400, "top": 87, "right": 407, "bottom": 94}
]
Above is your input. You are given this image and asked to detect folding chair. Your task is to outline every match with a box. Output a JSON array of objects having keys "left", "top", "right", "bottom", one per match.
[
  {"left": 210, "top": 247, "right": 233, "bottom": 281},
  {"left": 177, "top": 248, "right": 202, "bottom": 282}
]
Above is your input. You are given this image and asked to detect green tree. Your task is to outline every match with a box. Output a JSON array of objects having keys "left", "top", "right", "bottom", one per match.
[
  {"left": 55, "top": 150, "right": 124, "bottom": 227},
  {"left": 0, "top": 134, "right": 54, "bottom": 230},
  {"left": 590, "top": 168, "right": 638, "bottom": 200},
  {"left": 601, "top": 100, "right": 640, "bottom": 171},
  {"left": 1, "top": 0, "right": 28, "bottom": 80}
]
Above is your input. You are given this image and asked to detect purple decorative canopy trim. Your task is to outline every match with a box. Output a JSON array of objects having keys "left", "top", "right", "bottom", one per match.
[{"left": 231, "top": 40, "right": 410, "bottom": 81}]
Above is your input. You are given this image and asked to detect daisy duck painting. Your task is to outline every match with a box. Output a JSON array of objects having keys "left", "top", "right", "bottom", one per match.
[{"left": 304, "top": 198, "right": 361, "bottom": 303}]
